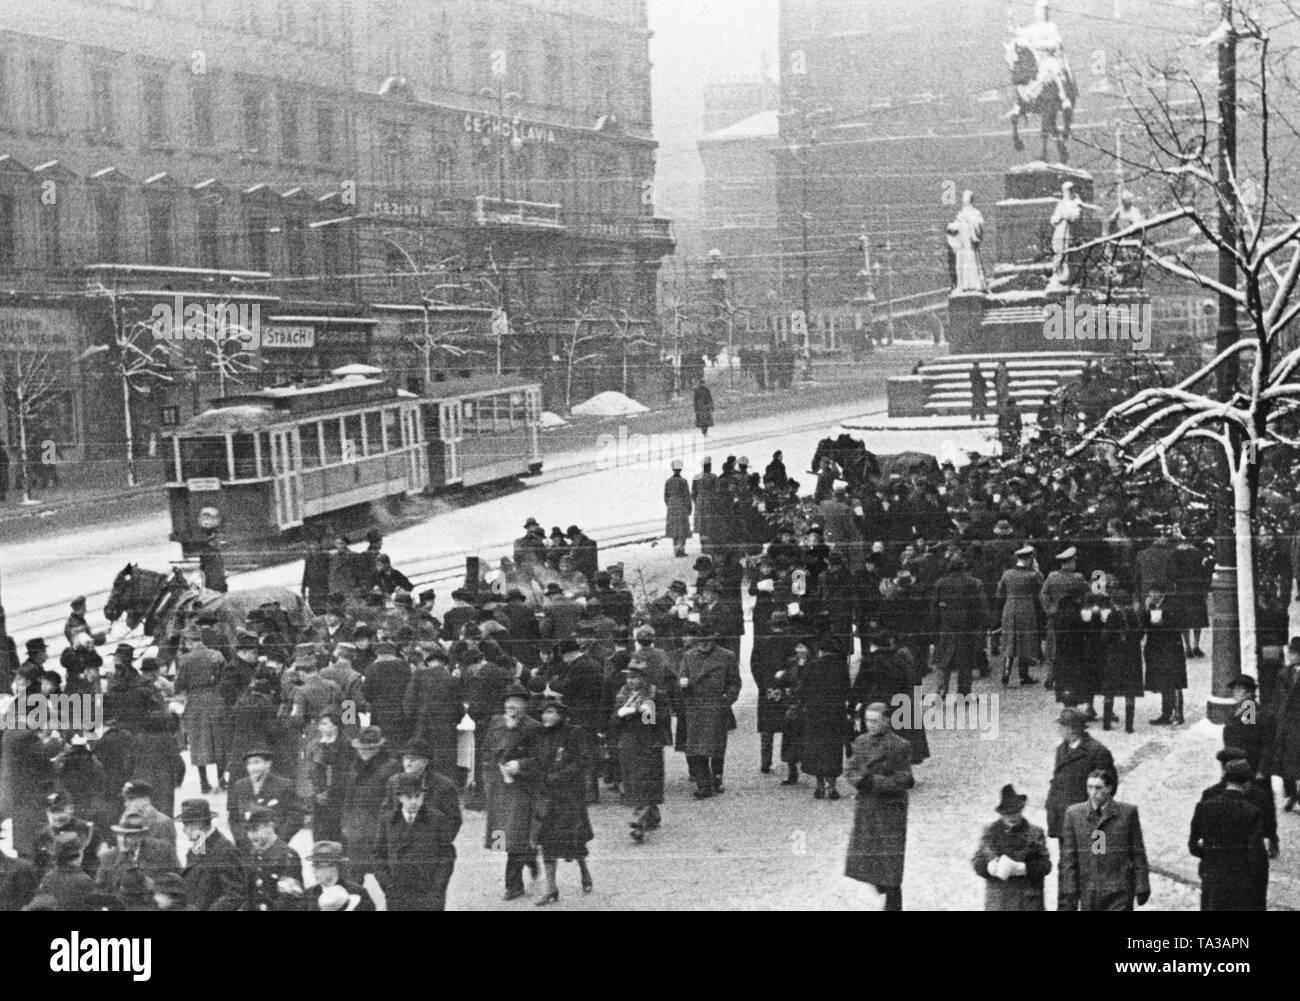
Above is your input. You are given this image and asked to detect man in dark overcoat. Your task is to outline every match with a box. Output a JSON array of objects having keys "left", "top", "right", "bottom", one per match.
[
  {"left": 177, "top": 798, "right": 245, "bottom": 911},
  {"left": 375, "top": 771, "right": 462, "bottom": 911},
  {"left": 1189, "top": 758, "right": 1270, "bottom": 911},
  {"left": 678, "top": 626, "right": 741, "bottom": 798},
  {"left": 931, "top": 554, "right": 991, "bottom": 697},
  {"left": 227, "top": 749, "right": 304, "bottom": 854},
  {"left": 844, "top": 704, "right": 914, "bottom": 911},
  {"left": 1045, "top": 708, "right": 1115, "bottom": 840}
]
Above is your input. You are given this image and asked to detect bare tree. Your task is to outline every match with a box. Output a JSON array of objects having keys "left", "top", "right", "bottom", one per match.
[
  {"left": 1069, "top": 5, "right": 1300, "bottom": 677},
  {"left": 113, "top": 318, "right": 174, "bottom": 487},
  {"left": 1, "top": 348, "right": 62, "bottom": 504},
  {"left": 606, "top": 306, "right": 658, "bottom": 397},
  {"left": 203, "top": 311, "right": 258, "bottom": 398},
  {"left": 563, "top": 306, "right": 606, "bottom": 411}
]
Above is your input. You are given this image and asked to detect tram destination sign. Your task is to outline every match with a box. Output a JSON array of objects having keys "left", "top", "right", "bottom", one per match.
[{"left": 263, "top": 325, "right": 316, "bottom": 349}]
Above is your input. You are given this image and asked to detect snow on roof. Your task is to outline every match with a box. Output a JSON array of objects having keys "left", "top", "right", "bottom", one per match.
[
  {"left": 570, "top": 392, "right": 650, "bottom": 418},
  {"left": 700, "top": 110, "right": 779, "bottom": 143}
]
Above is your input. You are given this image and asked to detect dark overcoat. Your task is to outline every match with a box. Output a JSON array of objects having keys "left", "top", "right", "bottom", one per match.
[
  {"left": 1274, "top": 663, "right": 1300, "bottom": 780},
  {"left": 1099, "top": 606, "right": 1144, "bottom": 697},
  {"left": 1058, "top": 799, "right": 1150, "bottom": 911},
  {"left": 1141, "top": 606, "right": 1187, "bottom": 692},
  {"left": 1044, "top": 733, "right": 1116, "bottom": 838},
  {"left": 482, "top": 713, "right": 543, "bottom": 854},
  {"left": 403, "top": 663, "right": 461, "bottom": 780},
  {"left": 610, "top": 684, "right": 666, "bottom": 807},
  {"left": 340, "top": 749, "right": 402, "bottom": 872},
  {"left": 678, "top": 645, "right": 742, "bottom": 758},
  {"left": 750, "top": 632, "right": 796, "bottom": 734},
  {"left": 931, "top": 572, "right": 991, "bottom": 673},
  {"left": 1188, "top": 787, "right": 1269, "bottom": 911},
  {"left": 0, "top": 727, "right": 61, "bottom": 860},
  {"left": 182, "top": 830, "right": 246, "bottom": 911},
  {"left": 797, "top": 653, "right": 849, "bottom": 778},
  {"left": 843, "top": 729, "right": 914, "bottom": 888},
  {"left": 519, "top": 721, "right": 594, "bottom": 859},
  {"left": 971, "top": 817, "right": 1052, "bottom": 911}
]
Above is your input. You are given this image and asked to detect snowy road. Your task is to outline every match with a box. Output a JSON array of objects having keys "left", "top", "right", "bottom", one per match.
[{"left": 1, "top": 394, "right": 997, "bottom": 647}]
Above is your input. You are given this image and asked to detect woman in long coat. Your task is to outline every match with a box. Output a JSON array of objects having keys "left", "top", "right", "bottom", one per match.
[
  {"left": 796, "top": 636, "right": 850, "bottom": 799},
  {"left": 610, "top": 662, "right": 665, "bottom": 842},
  {"left": 996, "top": 555, "right": 1043, "bottom": 683},
  {"left": 1051, "top": 589, "right": 1092, "bottom": 710},
  {"left": 484, "top": 686, "right": 542, "bottom": 899},
  {"left": 1142, "top": 585, "right": 1187, "bottom": 725},
  {"left": 518, "top": 700, "right": 594, "bottom": 904},
  {"left": 664, "top": 462, "right": 693, "bottom": 556},
  {"left": 844, "top": 708, "right": 914, "bottom": 909},
  {"left": 1099, "top": 590, "right": 1144, "bottom": 733}
]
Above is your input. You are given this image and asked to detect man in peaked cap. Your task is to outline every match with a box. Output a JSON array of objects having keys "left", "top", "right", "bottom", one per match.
[
  {"left": 972, "top": 784, "right": 1052, "bottom": 911},
  {"left": 1039, "top": 544, "right": 1089, "bottom": 693},
  {"left": 175, "top": 799, "right": 245, "bottom": 911},
  {"left": 692, "top": 456, "right": 720, "bottom": 557},
  {"left": 34, "top": 790, "right": 101, "bottom": 881},
  {"left": 665, "top": 456, "right": 693, "bottom": 558},
  {"left": 241, "top": 804, "right": 306, "bottom": 912}
]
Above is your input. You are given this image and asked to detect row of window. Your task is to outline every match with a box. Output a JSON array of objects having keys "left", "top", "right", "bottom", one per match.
[{"left": 0, "top": 50, "right": 341, "bottom": 164}]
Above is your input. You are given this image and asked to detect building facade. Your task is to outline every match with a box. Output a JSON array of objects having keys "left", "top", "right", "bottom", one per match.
[{"left": 0, "top": 0, "right": 672, "bottom": 490}]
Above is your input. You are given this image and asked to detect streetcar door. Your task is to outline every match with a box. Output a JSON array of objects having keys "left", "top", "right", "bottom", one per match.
[
  {"left": 401, "top": 405, "right": 428, "bottom": 492},
  {"left": 271, "top": 429, "right": 304, "bottom": 528},
  {"left": 443, "top": 399, "right": 462, "bottom": 485}
]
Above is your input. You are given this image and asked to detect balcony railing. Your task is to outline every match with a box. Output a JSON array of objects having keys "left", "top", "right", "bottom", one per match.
[
  {"left": 472, "top": 196, "right": 564, "bottom": 231},
  {"left": 563, "top": 212, "right": 676, "bottom": 246}
]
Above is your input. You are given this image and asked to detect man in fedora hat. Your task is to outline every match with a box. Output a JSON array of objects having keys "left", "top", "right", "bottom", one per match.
[
  {"left": 375, "top": 770, "right": 462, "bottom": 911},
  {"left": 341, "top": 726, "right": 401, "bottom": 880},
  {"left": 972, "top": 784, "right": 1052, "bottom": 910},
  {"left": 227, "top": 748, "right": 303, "bottom": 855},
  {"left": 664, "top": 458, "right": 693, "bottom": 558},
  {"left": 176, "top": 799, "right": 245, "bottom": 911},
  {"left": 241, "top": 804, "right": 306, "bottom": 912},
  {"left": 94, "top": 810, "right": 177, "bottom": 897},
  {"left": 306, "top": 841, "right": 375, "bottom": 911},
  {"left": 514, "top": 517, "right": 547, "bottom": 579},
  {"left": 678, "top": 624, "right": 741, "bottom": 799},
  {"left": 1045, "top": 707, "right": 1116, "bottom": 842}
]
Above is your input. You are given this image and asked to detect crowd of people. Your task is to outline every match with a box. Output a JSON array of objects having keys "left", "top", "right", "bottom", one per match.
[{"left": 0, "top": 388, "right": 1297, "bottom": 912}]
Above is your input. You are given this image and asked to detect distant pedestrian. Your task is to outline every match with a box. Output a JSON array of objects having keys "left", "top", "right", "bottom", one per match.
[
  {"left": 663, "top": 459, "right": 692, "bottom": 558},
  {"left": 970, "top": 364, "right": 988, "bottom": 421},
  {"left": 844, "top": 703, "right": 914, "bottom": 911},
  {"left": 693, "top": 382, "right": 714, "bottom": 436}
]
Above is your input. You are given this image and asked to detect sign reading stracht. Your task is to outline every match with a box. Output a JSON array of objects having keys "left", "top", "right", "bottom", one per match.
[{"left": 1043, "top": 296, "right": 1152, "bottom": 351}]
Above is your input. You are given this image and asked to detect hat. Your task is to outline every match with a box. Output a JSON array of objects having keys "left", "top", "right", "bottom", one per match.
[
  {"left": 243, "top": 805, "right": 276, "bottom": 828},
  {"left": 424, "top": 645, "right": 450, "bottom": 664},
  {"left": 739, "top": 456, "right": 750, "bottom": 466},
  {"left": 995, "top": 784, "right": 1029, "bottom": 814},
  {"left": 398, "top": 738, "right": 433, "bottom": 760},
  {"left": 541, "top": 697, "right": 570, "bottom": 715},
  {"left": 1057, "top": 707, "right": 1088, "bottom": 729},
  {"left": 894, "top": 570, "right": 915, "bottom": 586},
  {"left": 150, "top": 873, "right": 187, "bottom": 899},
  {"left": 524, "top": 517, "right": 541, "bottom": 530},
  {"left": 175, "top": 799, "right": 216, "bottom": 824},
  {"left": 71, "top": 595, "right": 87, "bottom": 610},
  {"left": 243, "top": 747, "right": 274, "bottom": 761},
  {"left": 993, "top": 520, "right": 1015, "bottom": 537},
  {"left": 307, "top": 841, "right": 350, "bottom": 865},
  {"left": 351, "top": 726, "right": 386, "bottom": 750},
  {"left": 293, "top": 642, "right": 321, "bottom": 666},
  {"left": 317, "top": 884, "right": 351, "bottom": 912},
  {"left": 26, "top": 637, "right": 47, "bottom": 653},
  {"left": 544, "top": 583, "right": 563, "bottom": 597},
  {"left": 122, "top": 781, "right": 154, "bottom": 801},
  {"left": 394, "top": 590, "right": 413, "bottom": 606},
  {"left": 45, "top": 791, "right": 70, "bottom": 811},
  {"left": 503, "top": 682, "right": 530, "bottom": 703},
  {"left": 635, "top": 624, "right": 656, "bottom": 641},
  {"left": 373, "top": 640, "right": 399, "bottom": 657},
  {"left": 863, "top": 702, "right": 889, "bottom": 716},
  {"left": 1056, "top": 546, "right": 1078, "bottom": 562},
  {"left": 1223, "top": 758, "right": 1253, "bottom": 781},
  {"left": 668, "top": 580, "right": 688, "bottom": 594},
  {"left": 833, "top": 479, "right": 848, "bottom": 493},
  {"left": 566, "top": 525, "right": 582, "bottom": 538},
  {"left": 701, "top": 456, "right": 713, "bottom": 466},
  {"left": 235, "top": 631, "right": 259, "bottom": 652},
  {"left": 671, "top": 459, "right": 684, "bottom": 471},
  {"left": 1015, "top": 545, "right": 1035, "bottom": 558},
  {"left": 623, "top": 657, "right": 648, "bottom": 674},
  {"left": 1217, "top": 746, "right": 1249, "bottom": 764},
  {"left": 419, "top": 589, "right": 436, "bottom": 603},
  {"left": 1228, "top": 674, "right": 1257, "bottom": 691},
  {"left": 111, "top": 811, "right": 151, "bottom": 835},
  {"left": 393, "top": 773, "right": 425, "bottom": 795}
]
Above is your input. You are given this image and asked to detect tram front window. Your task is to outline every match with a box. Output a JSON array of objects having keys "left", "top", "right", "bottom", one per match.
[
  {"left": 232, "top": 434, "right": 258, "bottom": 480},
  {"left": 179, "top": 436, "right": 228, "bottom": 481}
]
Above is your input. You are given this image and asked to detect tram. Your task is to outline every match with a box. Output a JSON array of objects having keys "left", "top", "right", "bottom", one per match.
[{"left": 166, "top": 367, "right": 544, "bottom": 556}]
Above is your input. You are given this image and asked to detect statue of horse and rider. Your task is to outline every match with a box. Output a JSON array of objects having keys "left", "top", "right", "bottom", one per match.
[
  {"left": 1006, "top": 0, "right": 1079, "bottom": 163},
  {"left": 105, "top": 564, "right": 309, "bottom": 664}
]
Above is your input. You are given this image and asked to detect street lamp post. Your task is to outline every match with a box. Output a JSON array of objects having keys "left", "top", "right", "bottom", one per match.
[
  {"left": 481, "top": 52, "right": 524, "bottom": 347},
  {"left": 708, "top": 249, "right": 732, "bottom": 390}
]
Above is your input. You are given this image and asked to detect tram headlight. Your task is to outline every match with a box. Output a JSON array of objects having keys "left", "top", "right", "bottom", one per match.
[{"left": 198, "top": 506, "right": 223, "bottom": 531}]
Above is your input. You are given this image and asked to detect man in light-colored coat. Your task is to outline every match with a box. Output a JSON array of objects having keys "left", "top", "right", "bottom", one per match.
[{"left": 678, "top": 627, "right": 741, "bottom": 798}]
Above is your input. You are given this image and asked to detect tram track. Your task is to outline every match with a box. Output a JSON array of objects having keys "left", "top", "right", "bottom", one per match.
[{"left": 7, "top": 405, "right": 880, "bottom": 647}]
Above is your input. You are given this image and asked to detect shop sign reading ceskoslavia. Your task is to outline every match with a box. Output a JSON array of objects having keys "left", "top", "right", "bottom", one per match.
[{"left": 262, "top": 325, "right": 316, "bottom": 349}]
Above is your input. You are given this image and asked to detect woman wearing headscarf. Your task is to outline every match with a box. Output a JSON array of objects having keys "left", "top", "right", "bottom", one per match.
[{"left": 516, "top": 699, "right": 594, "bottom": 904}]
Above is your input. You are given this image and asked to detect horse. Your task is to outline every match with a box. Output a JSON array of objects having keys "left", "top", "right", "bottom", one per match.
[
  {"left": 105, "top": 563, "right": 310, "bottom": 664},
  {"left": 1005, "top": 39, "right": 1077, "bottom": 163},
  {"left": 810, "top": 436, "right": 941, "bottom": 493}
]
